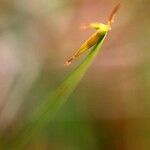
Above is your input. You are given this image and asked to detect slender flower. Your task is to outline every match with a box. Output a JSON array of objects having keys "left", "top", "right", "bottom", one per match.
[{"left": 65, "top": 2, "right": 121, "bottom": 66}]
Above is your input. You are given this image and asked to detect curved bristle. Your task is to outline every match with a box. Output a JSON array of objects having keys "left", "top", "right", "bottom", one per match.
[{"left": 108, "top": 1, "right": 121, "bottom": 27}]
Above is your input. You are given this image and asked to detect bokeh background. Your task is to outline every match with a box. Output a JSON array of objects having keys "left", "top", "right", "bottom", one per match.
[{"left": 0, "top": 0, "right": 150, "bottom": 149}]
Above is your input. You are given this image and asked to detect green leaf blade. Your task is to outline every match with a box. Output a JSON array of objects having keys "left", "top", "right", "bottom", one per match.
[{"left": 14, "top": 32, "right": 108, "bottom": 150}]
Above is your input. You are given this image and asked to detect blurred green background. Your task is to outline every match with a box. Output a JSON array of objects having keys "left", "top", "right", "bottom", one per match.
[{"left": 0, "top": 0, "right": 150, "bottom": 149}]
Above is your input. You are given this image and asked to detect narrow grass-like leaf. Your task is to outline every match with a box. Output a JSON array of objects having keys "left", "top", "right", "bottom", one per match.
[{"left": 13, "top": 33, "right": 108, "bottom": 149}]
